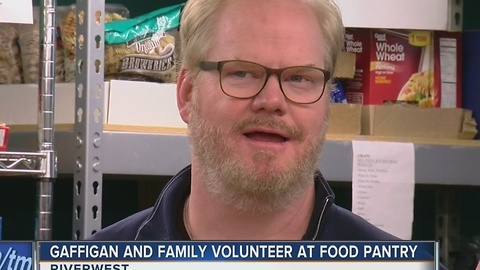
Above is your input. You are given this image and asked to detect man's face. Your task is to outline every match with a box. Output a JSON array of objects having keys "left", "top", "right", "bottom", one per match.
[{"left": 186, "top": 0, "right": 330, "bottom": 213}]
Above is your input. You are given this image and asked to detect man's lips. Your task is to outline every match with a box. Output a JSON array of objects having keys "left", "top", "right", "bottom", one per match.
[
  {"left": 232, "top": 118, "right": 305, "bottom": 142},
  {"left": 244, "top": 131, "right": 288, "bottom": 142},
  {"left": 242, "top": 127, "right": 290, "bottom": 142}
]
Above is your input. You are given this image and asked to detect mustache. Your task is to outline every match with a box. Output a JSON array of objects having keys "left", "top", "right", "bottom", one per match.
[{"left": 231, "top": 117, "right": 305, "bottom": 140}]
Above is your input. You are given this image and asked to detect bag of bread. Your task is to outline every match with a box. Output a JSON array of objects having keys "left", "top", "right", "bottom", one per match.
[
  {"left": 0, "top": 23, "right": 22, "bottom": 84},
  {"left": 61, "top": 4, "right": 130, "bottom": 82},
  {"left": 104, "top": 3, "right": 184, "bottom": 83},
  {"left": 17, "top": 6, "right": 71, "bottom": 84}
]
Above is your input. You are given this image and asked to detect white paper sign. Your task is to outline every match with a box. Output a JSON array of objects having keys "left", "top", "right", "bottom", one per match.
[
  {"left": 352, "top": 141, "right": 415, "bottom": 240},
  {"left": 0, "top": 0, "right": 33, "bottom": 24}
]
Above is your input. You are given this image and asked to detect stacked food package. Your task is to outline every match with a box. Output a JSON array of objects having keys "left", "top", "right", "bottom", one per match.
[
  {"left": 60, "top": 4, "right": 131, "bottom": 82},
  {"left": 0, "top": 5, "right": 72, "bottom": 85},
  {"left": 0, "top": 24, "right": 22, "bottom": 84},
  {"left": 342, "top": 28, "right": 462, "bottom": 108},
  {"left": 17, "top": 6, "right": 71, "bottom": 84},
  {"left": 103, "top": 3, "right": 183, "bottom": 83},
  {"left": 0, "top": 3, "right": 184, "bottom": 85}
]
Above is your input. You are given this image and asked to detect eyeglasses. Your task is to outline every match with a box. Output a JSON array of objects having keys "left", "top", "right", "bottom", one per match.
[{"left": 199, "top": 60, "right": 331, "bottom": 104}]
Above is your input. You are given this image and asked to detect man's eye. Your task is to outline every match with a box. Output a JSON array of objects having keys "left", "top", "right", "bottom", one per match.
[
  {"left": 233, "top": 71, "right": 248, "bottom": 77},
  {"left": 290, "top": 75, "right": 306, "bottom": 82},
  {"left": 227, "top": 70, "right": 262, "bottom": 78}
]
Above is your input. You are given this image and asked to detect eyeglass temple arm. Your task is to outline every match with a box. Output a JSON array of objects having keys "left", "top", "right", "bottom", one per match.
[{"left": 199, "top": 61, "right": 219, "bottom": 71}]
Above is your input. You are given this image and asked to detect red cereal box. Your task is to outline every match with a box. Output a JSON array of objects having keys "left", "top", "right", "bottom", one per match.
[{"left": 343, "top": 28, "right": 462, "bottom": 108}]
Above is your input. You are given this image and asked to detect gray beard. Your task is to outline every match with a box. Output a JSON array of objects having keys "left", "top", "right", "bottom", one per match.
[{"left": 187, "top": 97, "right": 328, "bottom": 214}]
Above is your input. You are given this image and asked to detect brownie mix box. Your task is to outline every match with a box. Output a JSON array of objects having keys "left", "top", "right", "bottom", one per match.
[{"left": 343, "top": 28, "right": 462, "bottom": 108}]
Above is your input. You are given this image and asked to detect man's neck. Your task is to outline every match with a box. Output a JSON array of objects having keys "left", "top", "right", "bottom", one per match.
[{"left": 185, "top": 166, "right": 316, "bottom": 240}]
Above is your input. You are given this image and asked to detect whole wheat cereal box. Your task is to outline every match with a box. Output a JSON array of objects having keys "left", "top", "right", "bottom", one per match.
[{"left": 343, "top": 28, "right": 461, "bottom": 108}]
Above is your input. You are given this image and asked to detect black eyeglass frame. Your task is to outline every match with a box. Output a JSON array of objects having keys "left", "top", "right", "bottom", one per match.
[{"left": 199, "top": 60, "right": 331, "bottom": 104}]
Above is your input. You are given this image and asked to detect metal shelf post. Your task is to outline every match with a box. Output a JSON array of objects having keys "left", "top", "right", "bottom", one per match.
[
  {"left": 72, "top": 0, "right": 105, "bottom": 240},
  {"left": 436, "top": 189, "right": 461, "bottom": 268},
  {"left": 36, "top": 0, "right": 59, "bottom": 241}
]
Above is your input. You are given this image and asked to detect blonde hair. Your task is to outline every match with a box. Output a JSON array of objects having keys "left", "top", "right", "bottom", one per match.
[{"left": 179, "top": 0, "right": 344, "bottom": 78}]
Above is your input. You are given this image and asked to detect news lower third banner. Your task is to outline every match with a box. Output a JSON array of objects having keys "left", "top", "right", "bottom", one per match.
[{"left": 1, "top": 241, "right": 439, "bottom": 270}]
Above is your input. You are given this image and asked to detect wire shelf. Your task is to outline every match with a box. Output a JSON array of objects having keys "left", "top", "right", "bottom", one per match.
[{"left": 0, "top": 151, "right": 45, "bottom": 176}]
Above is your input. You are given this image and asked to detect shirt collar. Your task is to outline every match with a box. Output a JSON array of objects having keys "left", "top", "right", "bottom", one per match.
[{"left": 134, "top": 165, "right": 335, "bottom": 240}]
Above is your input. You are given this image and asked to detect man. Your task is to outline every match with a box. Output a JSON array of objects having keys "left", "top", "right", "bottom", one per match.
[{"left": 91, "top": 0, "right": 399, "bottom": 241}]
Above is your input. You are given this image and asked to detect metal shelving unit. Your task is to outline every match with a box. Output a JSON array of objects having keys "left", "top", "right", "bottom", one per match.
[
  {"left": 0, "top": 0, "right": 106, "bottom": 240},
  {"left": 0, "top": 0, "right": 58, "bottom": 241}
]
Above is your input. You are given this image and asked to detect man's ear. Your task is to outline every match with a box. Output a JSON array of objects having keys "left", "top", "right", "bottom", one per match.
[{"left": 177, "top": 68, "right": 194, "bottom": 124}]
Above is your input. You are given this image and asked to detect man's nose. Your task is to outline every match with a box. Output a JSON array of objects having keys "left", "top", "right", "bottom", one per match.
[{"left": 250, "top": 74, "right": 288, "bottom": 114}]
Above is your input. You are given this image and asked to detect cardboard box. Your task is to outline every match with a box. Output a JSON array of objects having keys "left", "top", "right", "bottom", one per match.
[
  {"left": 361, "top": 105, "right": 478, "bottom": 139},
  {"left": 0, "top": 81, "right": 186, "bottom": 130},
  {"left": 0, "top": 83, "right": 80, "bottom": 126},
  {"left": 343, "top": 28, "right": 462, "bottom": 108},
  {"left": 107, "top": 80, "right": 186, "bottom": 129},
  {"left": 333, "top": 51, "right": 356, "bottom": 79},
  {"left": 327, "top": 103, "right": 362, "bottom": 135}
]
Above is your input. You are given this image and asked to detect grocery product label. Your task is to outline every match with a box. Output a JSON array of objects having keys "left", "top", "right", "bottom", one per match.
[
  {"left": 346, "top": 92, "right": 363, "bottom": 104},
  {"left": 119, "top": 32, "right": 175, "bottom": 74},
  {"left": 344, "top": 29, "right": 433, "bottom": 107},
  {"left": 439, "top": 37, "right": 458, "bottom": 108},
  {"left": 104, "top": 3, "right": 183, "bottom": 82},
  {"left": 408, "top": 31, "right": 431, "bottom": 47}
]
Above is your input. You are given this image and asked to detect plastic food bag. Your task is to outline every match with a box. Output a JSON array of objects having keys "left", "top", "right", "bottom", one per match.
[
  {"left": 17, "top": 6, "right": 71, "bottom": 84},
  {"left": 0, "top": 24, "right": 22, "bottom": 84},
  {"left": 104, "top": 3, "right": 184, "bottom": 83},
  {"left": 330, "top": 79, "right": 348, "bottom": 103},
  {"left": 61, "top": 4, "right": 130, "bottom": 82}
]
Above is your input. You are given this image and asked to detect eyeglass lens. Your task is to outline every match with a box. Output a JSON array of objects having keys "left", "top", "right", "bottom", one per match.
[{"left": 219, "top": 61, "right": 326, "bottom": 104}]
